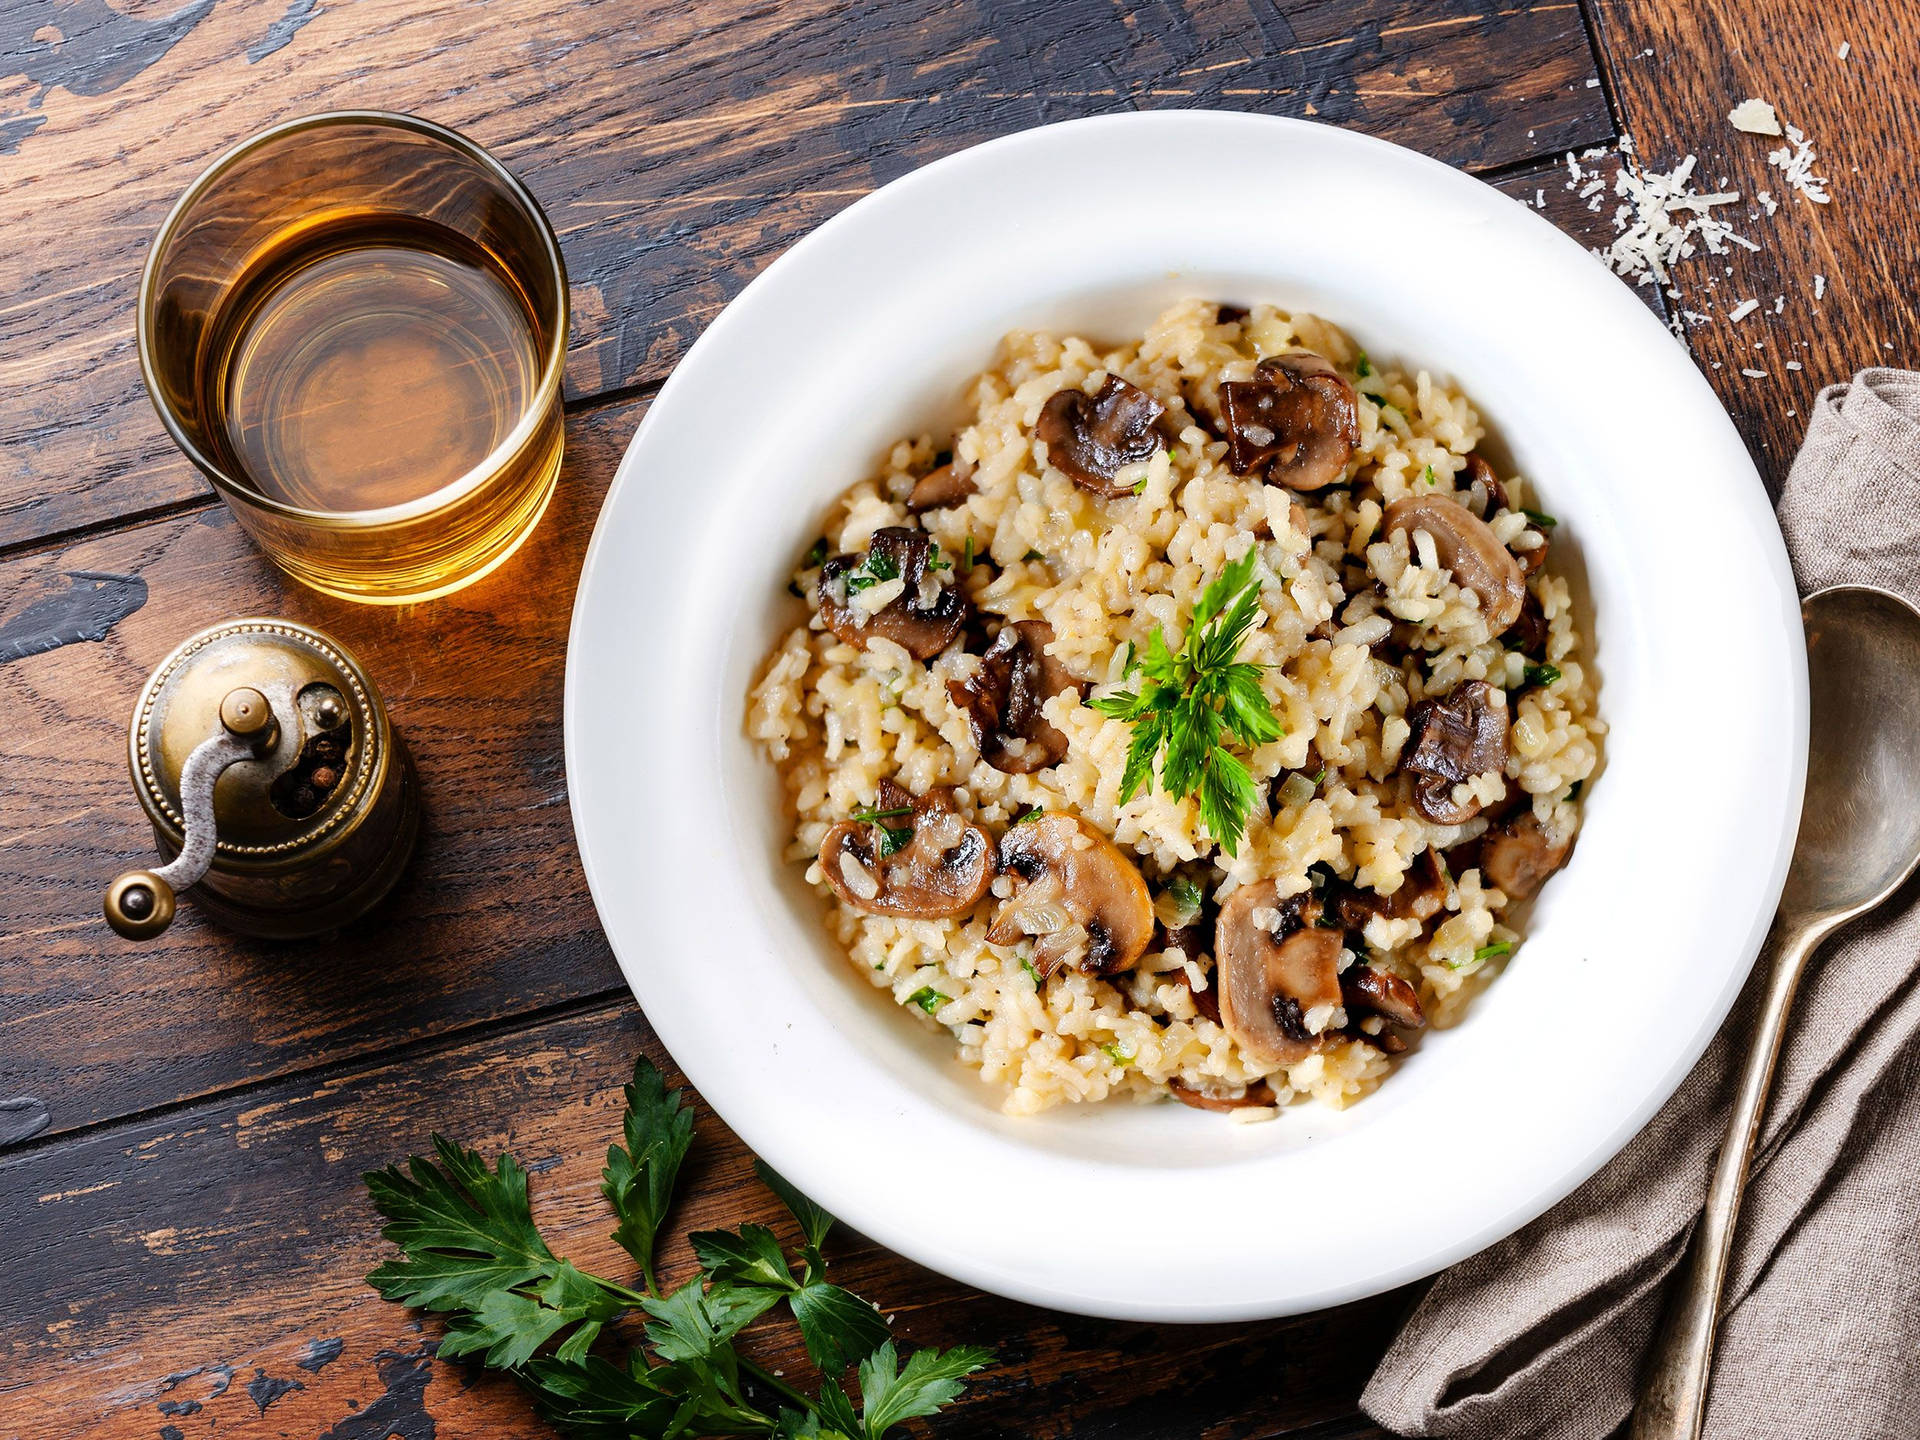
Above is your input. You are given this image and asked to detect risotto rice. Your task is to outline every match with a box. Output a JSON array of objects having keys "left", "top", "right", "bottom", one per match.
[{"left": 746, "top": 300, "right": 1602, "bottom": 1117}]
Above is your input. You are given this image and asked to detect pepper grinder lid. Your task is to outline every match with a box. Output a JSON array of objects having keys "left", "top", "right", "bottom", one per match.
[{"left": 105, "top": 619, "right": 392, "bottom": 938}]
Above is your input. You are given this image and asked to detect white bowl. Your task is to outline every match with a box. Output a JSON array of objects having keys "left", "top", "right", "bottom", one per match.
[{"left": 566, "top": 112, "right": 1805, "bottom": 1321}]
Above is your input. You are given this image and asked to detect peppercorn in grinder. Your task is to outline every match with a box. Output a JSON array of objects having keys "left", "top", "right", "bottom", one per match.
[{"left": 102, "top": 618, "right": 420, "bottom": 940}]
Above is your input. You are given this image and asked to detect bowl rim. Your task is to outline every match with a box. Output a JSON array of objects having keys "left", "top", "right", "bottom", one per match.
[{"left": 565, "top": 110, "right": 1807, "bottom": 1321}]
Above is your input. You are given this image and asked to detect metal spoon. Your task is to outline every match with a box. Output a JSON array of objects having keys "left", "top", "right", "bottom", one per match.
[{"left": 1631, "top": 583, "right": 1920, "bottom": 1439}]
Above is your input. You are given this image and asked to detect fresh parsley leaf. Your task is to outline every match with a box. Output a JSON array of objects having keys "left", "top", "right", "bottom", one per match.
[
  {"left": 1022, "top": 548, "right": 1045, "bottom": 562},
  {"left": 905, "top": 987, "right": 948, "bottom": 1016},
  {"left": 926, "top": 545, "right": 951, "bottom": 573},
  {"left": 1011, "top": 805, "right": 1045, "bottom": 826},
  {"left": 1100, "top": 1041, "right": 1134, "bottom": 1067},
  {"left": 1422, "top": 465, "right": 1438, "bottom": 487},
  {"left": 856, "top": 1341, "right": 994, "bottom": 1439},
  {"left": 1524, "top": 662, "right": 1562, "bottom": 689},
  {"left": 1475, "top": 941, "right": 1514, "bottom": 962},
  {"left": 521, "top": 1354, "right": 688, "bottom": 1439},
  {"left": 849, "top": 805, "right": 913, "bottom": 823},
  {"left": 1132, "top": 473, "right": 1149, "bottom": 495},
  {"left": 602, "top": 1058, "right": 695, "bottom": 1292},
  {"left": 1521, "top": 508, "right": 1558, "bottom": 528},
  {"left": 791, "top": 1283, "right": 892, "bottom": 1374},
  {"left": 1020, "top": 956, "right": 1041, "bottom": 986},
  {"left": 875, "top": 824, "right": 914, "bottom": 859},
  {"left": 1090, "top": 551, "right": 1281, "bottom": 855},
  {"left": 364, "top": 1137, "right": 621, "bottom": 1368},
  {"left": 1354, "top": 352, "right": 1373, "bottom": 378},
  {"left": 1167, "top": 877, "right": 1203, "bottom": 917},
  {"left": 804, "top": 538, "right": 828, "bottom": 568},
  {"left": 691, "top": 1225, "right": 797, "bottom": 1291},
  {"left": 961, "top": 536, "right": 974, "bottom": 572}
]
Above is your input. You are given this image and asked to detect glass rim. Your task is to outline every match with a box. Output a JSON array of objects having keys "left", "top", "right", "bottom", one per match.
[{"left": 136, "top": 109, "right": 571, "bottom": 531}]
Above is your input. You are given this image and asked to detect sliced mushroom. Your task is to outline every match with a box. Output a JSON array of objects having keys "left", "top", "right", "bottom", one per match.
[
  {"left": 1168, "top": 1076, "right": 1275, "bottom": 1112},
  {"left": 986, "top": 815, "right": 1154, "bottom": 975},
  {"left": 1217, "top": 352, "right": 1360, "bottom": 490},
  {"left": 1384, "top": 495, "right": 1527, "bottom": 635},
  {"left": 947, "top": 620, "right": 1083, "bottom": 774},
  {"left": 1400, "top": 680, "right": 1510, "bottom": 825},
  {"left": 819, "top": 782, "right": 994, "bottom": 918},
  {"left": 1340, "top": 963, "right": 1426, "bottom": 1030},
  {"left": 1036, "top": 375, "right": 1166, "bottom": 497},
  {"left": 1480, "top": 811, "right": 1573, "bottom": 901},
  {"left": 818, "top": 526, "right": 969, "bottom": 660},
  {"left": 908, "top": 458, "right": 976, "bottom": 512},
  {"left": 1459, "top": 452, "right": 1508, "bottom": 518},
  {"left": 1214, "top": 880, "right": 1345, "bottom": 1068}
]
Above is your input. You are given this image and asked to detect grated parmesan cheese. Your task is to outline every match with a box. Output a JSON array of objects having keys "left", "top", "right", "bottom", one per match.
[
  {"left": 1742, "top": 368, "right": 1769, "bottom": 378},
  {"left": 1815, "top": 274, "right": 1827, "bottom": 299},
  {"left": 1768, "top": 123, "right": 1831, "bottom": 204},
  {"left": 1729, "top": 99, "right": 1783, "bottom": 136},
  {"left": 1593, "top": 154, "right": 1749, "bottom": 295},
  {"left": 1786, "top": 361, "right": 1803, "bottom": 371},
  {"left": 1837, "top": 41, "right": 1851, "bottom": 60},
  {"left": 1728, "top": 298, "right": 1761, "bottom": 322}
]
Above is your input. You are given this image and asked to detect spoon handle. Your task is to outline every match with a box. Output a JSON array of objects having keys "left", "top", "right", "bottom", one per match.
[{"left": 1628, "top": 918, "right": 1823, "bottom": 1440}]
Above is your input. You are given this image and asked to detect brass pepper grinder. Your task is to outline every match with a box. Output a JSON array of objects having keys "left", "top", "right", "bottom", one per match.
[{"left": 103, "top": 618, "right": 421, "bottom": 940}]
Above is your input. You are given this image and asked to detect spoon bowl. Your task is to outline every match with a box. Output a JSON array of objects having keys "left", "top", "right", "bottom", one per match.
[{"left": 1787, "top": 585, "right": 1920, "bottom": 926}]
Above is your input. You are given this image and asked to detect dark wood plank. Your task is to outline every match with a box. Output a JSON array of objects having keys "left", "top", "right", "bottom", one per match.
[
  {"left": 1589, "top": 0, "right": 1920, "bottom": 489},
  {"left": 0, "top": 1001, "right": 1414, "bottom": 1440},
  {"left": 0, "top": 0, "right": 1612, "bottom": 549},
  {"left": 0, "top": 397, "right": 639, "bottom": 1144}
]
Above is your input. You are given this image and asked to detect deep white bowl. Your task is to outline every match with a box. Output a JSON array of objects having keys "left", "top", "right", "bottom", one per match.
[{"left": 566, "top": 112, "right": 1805, "bottom": 1321}]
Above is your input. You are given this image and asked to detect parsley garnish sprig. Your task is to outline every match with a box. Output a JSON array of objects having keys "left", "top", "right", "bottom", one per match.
[
  {"left": 364, "top": 1058, "right": 991, "bottom": 1439},
  {"left": 1089, "top": 551, "right": 1283, "bottom": 856}
]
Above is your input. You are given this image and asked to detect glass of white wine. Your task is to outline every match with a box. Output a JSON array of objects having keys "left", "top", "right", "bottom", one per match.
[{"left": 139, "top": 111, "right": 569, "bottom": 604}]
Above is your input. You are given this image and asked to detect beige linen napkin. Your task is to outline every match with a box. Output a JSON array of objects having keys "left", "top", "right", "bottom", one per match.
[{"left": 1362, "top": 369, "right": 1920, "bottom": 1440}]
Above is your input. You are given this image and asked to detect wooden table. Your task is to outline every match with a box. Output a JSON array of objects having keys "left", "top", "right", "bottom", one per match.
[{"left": 2, "top": 3, "right": 1911, "bottom": 1435}]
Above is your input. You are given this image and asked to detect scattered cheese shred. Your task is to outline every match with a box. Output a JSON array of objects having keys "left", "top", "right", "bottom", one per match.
[
  {"left": 1729, "top": 99, "right": 1783, "bottom": 136},
  {"left": 1815, "top": 274, "right": 1828, "bottom": 299},
  {"left": 1742, "top": 368, "right": 1769, "bottom": 378},
  {"left": 1837, "top": 41, "right": 1851, "bottom": 60},
  {"left": 1593, "top": 154, "right": 1748, "bottom": 295},
  {"left": 1728, "top": 299, "right": 1761, "bottom": 322},
  {"left": 1786, "top": 361, "right": 1804, "bottom": 371},
  {"left": 1768, "top": 123, "right": 1831, "bottom": 203}
]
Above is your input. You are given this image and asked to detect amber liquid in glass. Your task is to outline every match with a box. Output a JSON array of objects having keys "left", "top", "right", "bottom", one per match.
[{"left": 195, "top": 214, "right": 563, "bottom": 600}]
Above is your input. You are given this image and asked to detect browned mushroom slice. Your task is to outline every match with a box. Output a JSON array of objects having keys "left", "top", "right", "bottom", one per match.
[
  {"left": 1217, "top": 352, "right": 1360, "bottom": 490},
  {"left": 1460, "top": 452, "right": 1509, "bottom": 518},
  {"left": 1340, "top": 963, "right": 1426, "bottom": 1030},
  {"left": 986, "top": 815, "right": 1154, "bottom": 975},
  {"left": 1168, "top": 1077, "right": 1275, "bottom": 1112},
  {"left": 907, "top": 458, "right": 977, "bottom": 512},
  {"left": 1400, "top": 680, "right": 1510, "bottom": 825},
  {"left": 1035, "top": 375, "right": 1167, "bottom": 497},
  {"left": 817, "top": 526, "right": 970, "bottom": 660},
  {"left": 1480, "top": 811, "right": 1573, "bottom": 901},
  {"left": 946, "top": 620, "right": 1084, "bottom": 774},
  {"left": 819, "top": 782, "right": 995, "bottom": 919},
  {"left": 1384, "top": 495, "right": 1528, "bottom": 635},
  {"left": 1214, "top": 880, "right": 1346, "bottom": 1067}
]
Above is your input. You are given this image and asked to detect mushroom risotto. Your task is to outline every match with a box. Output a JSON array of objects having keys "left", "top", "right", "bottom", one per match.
[{"left": 746, "top": 300, "right": 1602, "bottom": 1117}]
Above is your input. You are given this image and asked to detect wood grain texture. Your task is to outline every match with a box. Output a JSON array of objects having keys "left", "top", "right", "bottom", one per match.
[
  {"left": 1589, "top": 0, "right": 1920, "bottom": 489},
  {"left": 0, "top": 398, "right": 639, "bottom": 1144},
  {"left": 0, "top": 0, "right": 1612, "bottom": 549},
  {"left": 0, "top": 1001, "right": 1405, "bottom": 1440}
]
